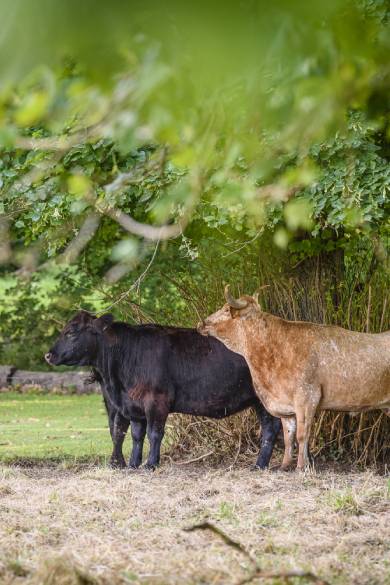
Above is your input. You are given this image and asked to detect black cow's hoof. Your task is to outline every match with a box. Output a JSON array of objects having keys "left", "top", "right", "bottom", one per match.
[
  {"left": 251, "top": 464, "right": 267, "bottom": 472},
  {"left": 143, "top": 463, "right": 157, "bottom": 471},
  {"left": 109, "top": 459, "right": 126, "bottom": 469},
  {"left": 128, "top": 463, "right": 141, "bottom": 470}
]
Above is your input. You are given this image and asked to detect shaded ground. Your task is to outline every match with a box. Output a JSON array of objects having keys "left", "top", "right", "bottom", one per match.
[
  {"left": 0, "top": 463, "right": 389, "bottom": 585},
  {"left": 0, "top": 392, "right": 111, "bottom": 463}
]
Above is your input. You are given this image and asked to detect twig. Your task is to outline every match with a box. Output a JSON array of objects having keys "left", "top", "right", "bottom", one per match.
[
  {"left": 174, "top": 450, "right": 214, "bottom": 466},
  {"left": 102, "top": 239, "right": 160, "bottom": 312},
  {"left": 104, "top": 170, "right": 140, "bottom": 195},
  {"left": 183, "top": 522, "right": 257, "bottom": 564},
  {"left": 379, "top": 296, "right": 388, "bottom": 332},
  {"left": 15, "top": 135, "right": 85, "bottom": 152},
  {"left": 229, "top": 430, "right": 242, "bottom": 469},
  {"left": 366, "top": 284, "right": 371, "bottom": 333},
  {"left": 222, "top": 230, "right": 262, "bottom": 258},
  {"left": 14, "top": 125, "right": 100, "bottom": 152},
  {"left": 163, "top": 273, "right": 204, "bottom": 322},
  {"left": 184, "top": 522, "right": 330, "bottom": 585},
  {"left": 313, "top": 422, "right": 380, "bottom": 457}
]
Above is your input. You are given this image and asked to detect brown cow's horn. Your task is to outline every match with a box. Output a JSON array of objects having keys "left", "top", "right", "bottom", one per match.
[{"left": 224, "top": 285, "right": 248, "bottom": 309}]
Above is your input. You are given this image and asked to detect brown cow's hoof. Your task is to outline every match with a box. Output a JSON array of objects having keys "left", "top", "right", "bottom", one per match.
[{"left": 297, "top": 464, "right": 315, "bottom": 473}]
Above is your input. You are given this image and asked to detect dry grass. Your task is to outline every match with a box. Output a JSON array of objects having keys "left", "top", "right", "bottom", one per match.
[
  {"left": 0, "top": 462, "right": 389, "bottom": 585},
  {"left": 167, "top": 409, "right": 390, "bottom": 470}
]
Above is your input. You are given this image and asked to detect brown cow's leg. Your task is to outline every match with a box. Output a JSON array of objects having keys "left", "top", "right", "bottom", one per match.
[
  {"left": 280, "top": 417, "right": 296, "bottom": 471},
  {"left": 296, "top": 392, "right": 320, "bottom": 470}
]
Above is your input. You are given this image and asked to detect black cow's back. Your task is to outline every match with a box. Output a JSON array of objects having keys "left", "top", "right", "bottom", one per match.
[
  {"left": 165, "top": 329, "right": 255, "bottom": 417},
  {"left": 109, "top": 324, "right": 256, "bottom": 419}
]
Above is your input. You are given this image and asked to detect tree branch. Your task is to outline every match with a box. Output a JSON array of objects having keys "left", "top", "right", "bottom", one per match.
[
  {"left": 98, "top": 201, "right": 189, "bottom": 241},
  {"left": 59, "top": 213, "right": 101, "bottom": 264}
]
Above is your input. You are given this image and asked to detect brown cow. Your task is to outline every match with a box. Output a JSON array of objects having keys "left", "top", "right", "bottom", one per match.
[{"left": 199, "top": 286, "right": 390, "bottom": 470}]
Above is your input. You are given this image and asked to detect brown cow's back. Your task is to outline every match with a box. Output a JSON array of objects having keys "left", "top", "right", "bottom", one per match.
[{"left": 232, "top": 315, "right": 390, "bottom": 417}]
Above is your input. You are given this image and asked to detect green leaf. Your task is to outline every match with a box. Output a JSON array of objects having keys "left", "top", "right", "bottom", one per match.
[
  {"left": 68, "top": 174, "right": 91, "bottom": 198},
  {"left": 14, "top": 91, "right": 49, "bottom": 126},
  {"left": 284, "top": 199, "right": 313, "bottom": 231},
  {"left": 274, "top": 227, "right": 290, "bottom": 249},
  {"left": 0, "top": 126, "right": 16, "bottom": 148}
]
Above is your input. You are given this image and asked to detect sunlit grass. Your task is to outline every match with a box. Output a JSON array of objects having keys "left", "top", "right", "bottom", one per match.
[{"left": 0, "top": 392, "right": 114, "bottom": 463}]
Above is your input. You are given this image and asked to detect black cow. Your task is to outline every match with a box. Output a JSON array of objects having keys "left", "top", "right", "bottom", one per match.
[{"left": 45, "top": 311, "right": 281, "bottom": 470}]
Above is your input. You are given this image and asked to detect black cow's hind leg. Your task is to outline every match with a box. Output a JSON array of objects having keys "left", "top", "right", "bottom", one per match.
[
  {"left": 129, "top": 419, "right": 147, "bottom": 468},
  {"left": 253, "top": 403, "right": 281, "bottom": 470},
  {"left": 110, "top": 411, "right": 130, "bottom": 468},
  {"left": 144, "top": 400, "right": 169, "bottom": 470}
]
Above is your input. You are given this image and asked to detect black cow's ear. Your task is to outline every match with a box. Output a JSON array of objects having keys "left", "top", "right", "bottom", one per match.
[
  {"left": 92, "top": 314, "right": 114, "bottom": 333},
  {"left": 75, "top": 310, "right": 93, "bottom": 325}
]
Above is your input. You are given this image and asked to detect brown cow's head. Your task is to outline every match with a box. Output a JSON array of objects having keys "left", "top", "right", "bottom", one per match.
[
  {"left": 45, "top": 311, "right": 114, "bottom": 366},
  {"left": 198, "top": 285, "right": 262, "bottom": 353}
]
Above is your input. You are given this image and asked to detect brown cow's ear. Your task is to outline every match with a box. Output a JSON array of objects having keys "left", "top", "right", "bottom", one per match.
[
  {"left": 230, "top": 304, "right": 256, "bottom": 319},
  {"left": 230, "top": 307, "right": 238, "bottom": 319},
  {"left": 93, "top": 314, "right": 114, "bottom": 333}
]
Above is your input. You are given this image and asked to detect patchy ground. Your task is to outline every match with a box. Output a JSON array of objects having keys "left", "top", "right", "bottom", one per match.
[{"left": 0, "top": 463, "right": 389, "bottom": 585}]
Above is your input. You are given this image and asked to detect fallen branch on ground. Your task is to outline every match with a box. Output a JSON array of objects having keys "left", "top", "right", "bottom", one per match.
[{"left": 184, "top": 521, "right": 330, "bottom": 585}]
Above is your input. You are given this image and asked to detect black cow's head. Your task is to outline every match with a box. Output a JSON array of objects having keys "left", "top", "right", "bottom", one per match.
[{"left": 45, "top": 311, "right": 114, "bottom": 366}]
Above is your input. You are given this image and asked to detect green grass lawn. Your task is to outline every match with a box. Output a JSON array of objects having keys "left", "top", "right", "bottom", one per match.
[{"left": 0, "top": 392, "right": 116, "bottom": 464}]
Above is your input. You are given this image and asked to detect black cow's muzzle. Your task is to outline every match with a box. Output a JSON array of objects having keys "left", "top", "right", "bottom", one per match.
[{"left": 45, "top": 352, "right": 54, "bottom": 365}]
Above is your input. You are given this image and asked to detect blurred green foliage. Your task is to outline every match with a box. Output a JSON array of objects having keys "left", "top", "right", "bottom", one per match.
[{"left": 0, "top": 1, "right": 389, "bottom": 367}]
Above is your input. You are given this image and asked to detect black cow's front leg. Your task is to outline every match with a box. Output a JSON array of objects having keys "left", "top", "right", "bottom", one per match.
[
  {"left": 128, "top": 418, "right": 147, "bottom": 468},
  {"left": 253, "top": 403, "right": 281, "bottom": 470},
  {"left": 144, "top": 398, "right": 169, "bottom": 470},
  {"left": 110, "top": 411, "right": 130, "bottom": 468},
  {"left": 103, "top": 395, "right": 116, "bottom": 440}
]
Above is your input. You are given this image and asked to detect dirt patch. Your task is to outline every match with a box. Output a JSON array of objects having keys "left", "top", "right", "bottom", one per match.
[{"left": 0, "top": 463, "right": 389, "bottom": 585}]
